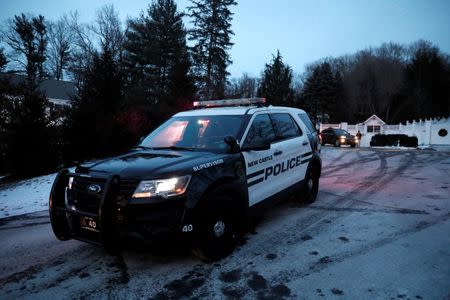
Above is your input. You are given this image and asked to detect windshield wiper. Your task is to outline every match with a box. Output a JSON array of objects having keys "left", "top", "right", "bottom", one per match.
[{"left": 152, "top": 146, "right": 195, "bottom": 151}]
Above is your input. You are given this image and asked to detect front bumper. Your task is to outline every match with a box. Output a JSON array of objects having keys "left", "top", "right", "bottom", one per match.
[
  {"left": 49, "top": 170, "right": 193, "bottom": 246},
  {"left": 338, "top": 138, "right": 356, "bottom": 146}
]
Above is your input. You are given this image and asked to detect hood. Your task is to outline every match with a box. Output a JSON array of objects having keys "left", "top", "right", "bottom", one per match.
[{"left": 76, "top": 150, "right": 225, "bottom": 179}]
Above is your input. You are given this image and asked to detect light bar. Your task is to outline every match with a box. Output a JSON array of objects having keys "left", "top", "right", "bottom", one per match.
[{"left": 193, "top": 98, "right": 266, "bottom": 108}]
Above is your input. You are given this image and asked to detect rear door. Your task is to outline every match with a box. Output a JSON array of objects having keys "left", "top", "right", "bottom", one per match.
[{"left": 269, "top": 113, "right": 309, "bottom": 189}]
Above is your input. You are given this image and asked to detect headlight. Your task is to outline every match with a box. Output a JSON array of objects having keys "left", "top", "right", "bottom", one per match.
[
  {"left": 132, "top": 175, "right": 191, "bottom": 198},
  {"left": 340, "top": 135, "right": 346, "bottom": 140}
]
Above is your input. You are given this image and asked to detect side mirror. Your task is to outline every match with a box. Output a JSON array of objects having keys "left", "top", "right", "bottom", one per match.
[{"left": 224, "top": 136, "right": 241, "bottom": 153}]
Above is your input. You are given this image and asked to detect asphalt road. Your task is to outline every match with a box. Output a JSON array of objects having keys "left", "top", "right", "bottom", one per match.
[{"left": 0, "top": 148, "right": 449, "bottom": 299}]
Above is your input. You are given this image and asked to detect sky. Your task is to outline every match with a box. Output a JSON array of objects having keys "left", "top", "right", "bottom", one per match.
[{"left": 1, "top": 0, "right": 450, "bottom": 78}]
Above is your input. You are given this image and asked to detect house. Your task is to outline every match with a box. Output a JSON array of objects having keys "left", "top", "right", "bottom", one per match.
[
  {"left": 0, "top": 73, "right": 76, "bottom": 109},
  {"left": 320, "top": 114, "right": 450, "bottom": 147}
]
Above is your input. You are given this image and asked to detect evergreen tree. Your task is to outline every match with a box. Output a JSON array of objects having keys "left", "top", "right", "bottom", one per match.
[
  {"left": 124, "top": 0, "right": 193, "bottom": 109},
  {"left": 6, "top": 90, "right": 57, "bottom": 176},
  {"left": 301, "top": 62, "right": 343, "bottom": 124},
  {"left": 0, "top": 48, "right": 6, "bottom": 70},
  {"left": 1, "top": 15, "right": 58, "bottom": 175},
  {"left": 396, "top": 41, "right": 450, "bottom": 121},
  {"left": 257, "top": 51, "right": 293, "bottom": 106},
  {"left": 188, "top": 0, "right": 237, "bottom": 99},
  {"left": 65, "top": 48, "right": 124, "bottom": 162}
]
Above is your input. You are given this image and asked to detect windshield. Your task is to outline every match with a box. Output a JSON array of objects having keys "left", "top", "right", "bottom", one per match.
[
  {"left": 139, "top": 115, "right": 244, "bottom": 152},
  {"left": 335, "top": 129, "right": 350, "bottom": 136}
]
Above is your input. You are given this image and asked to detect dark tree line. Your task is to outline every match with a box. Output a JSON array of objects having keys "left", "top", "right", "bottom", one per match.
[
  {"left": 0, "top": 0, "right": 238, "bottom": 176},
  {"left": 297, "top": 41, "right": 450, "bottom": 124},
  {"left": 1, "top": 1, "right": 449, "bottom": 177}
]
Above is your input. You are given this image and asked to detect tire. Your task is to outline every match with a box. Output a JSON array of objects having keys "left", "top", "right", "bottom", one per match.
[
  {"left": 334, "top": 140, "right": 340, "bottom": 147},
  {"left": 302, "top": 164, "right": 319, "bottom": 204},
  {"left": 351, "top": 143, "right": 356, "bottom": 148},
  {"left": 49, "top": 170, "right": 71, "bottom": 241},
  {"left": 192, "top": 195, "right": 238, "bottom": 261}
]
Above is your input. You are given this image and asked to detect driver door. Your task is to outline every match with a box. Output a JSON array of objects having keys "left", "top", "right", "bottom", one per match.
[{"left": 241, "top": 113, "right": 277, "bottom": 206}]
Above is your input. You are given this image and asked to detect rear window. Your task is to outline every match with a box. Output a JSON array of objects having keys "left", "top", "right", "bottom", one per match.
[
  {"left": 271, "top": 113, "right": 302, "bottom": 140},
  {"left": 298, "top": 113, "right": 316, "bottom": 133}
]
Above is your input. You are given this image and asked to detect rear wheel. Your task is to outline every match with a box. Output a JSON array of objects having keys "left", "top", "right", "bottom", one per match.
[
  {"left": 302, "top": 165, "right": 319, "bottom": 204},
  {"left": 192, "top": 195, "right": 238, "bottom": 260}
]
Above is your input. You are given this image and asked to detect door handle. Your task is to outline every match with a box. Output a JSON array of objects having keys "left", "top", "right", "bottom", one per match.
[
  {"left": 274, "top": 150, "right": 283, "bottom": 156},
  {"left": 302, "top": 141, "right": 308, "bottom": 146}
]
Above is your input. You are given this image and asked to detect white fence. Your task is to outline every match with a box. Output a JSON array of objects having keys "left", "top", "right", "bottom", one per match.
[{"left": 320, "top": 116, "right": 450, "bottom": 147}]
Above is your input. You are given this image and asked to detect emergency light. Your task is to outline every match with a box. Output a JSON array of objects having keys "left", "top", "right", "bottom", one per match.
[{"left": 193, "top": 98, "right": 266, "bottom": 108}]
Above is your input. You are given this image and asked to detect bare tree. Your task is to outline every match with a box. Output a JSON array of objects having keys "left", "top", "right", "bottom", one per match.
[
  {"left": 91, "top": 5, "right": 124, "bottom": 61},
  {"left": 47, "top": 16, "right": 72, "bottom": 80},
  {"left": 65, "top": 5, "right": 124, "bottom": 82},
  {"left": 65, "top": 11, "right": 96, "bottom": 83},
  {"left": 226, "top": 73, "right": 259, "bottom": 98}
]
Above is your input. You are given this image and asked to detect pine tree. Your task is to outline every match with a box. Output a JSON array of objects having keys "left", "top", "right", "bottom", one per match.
[
  {"left": 399, "top": 41, "right": 450, "bottom": 120},
  {"left": 65, "top": 48, "right": 124, "bottom": 162},
  {"left": 0, "top": 48, "right": 6, "bottom": 70},
  {"left": 188, "top": 0, "right": 237, "bottom": 99},
  {"left": 301, "top": 62, "right": 343, "bottom": 124},
  {"left": 124, "top": 0, "right": 193, "bottom": 108},
  {"left": 257, "top": 51, "right": 293, "bottom": 106}
]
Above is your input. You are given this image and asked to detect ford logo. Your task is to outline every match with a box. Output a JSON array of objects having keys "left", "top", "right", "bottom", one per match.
[{"left": 87, "top": 184, "right": 102, "bottom": 194}]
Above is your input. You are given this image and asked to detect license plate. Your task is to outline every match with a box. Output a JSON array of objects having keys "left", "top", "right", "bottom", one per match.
[{"left": 80, "top": 216, "right": 99, "bottom": 232}]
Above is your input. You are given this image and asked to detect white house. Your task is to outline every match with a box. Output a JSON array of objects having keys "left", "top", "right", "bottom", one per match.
[{"left": 320, "top": 114, "right": 450, "bottom": 147}]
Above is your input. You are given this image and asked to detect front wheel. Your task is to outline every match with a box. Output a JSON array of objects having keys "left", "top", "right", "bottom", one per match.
[
  {"left": 192, "top": 196, "right": 238, "bottom": 260},
  {"left": 334, "top": 140, "right": 340, "bottom": 147}
]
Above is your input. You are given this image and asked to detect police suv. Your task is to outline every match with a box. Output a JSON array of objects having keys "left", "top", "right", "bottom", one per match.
[{"left": 49, "top": 98, "right": 321, "bottom": 259}]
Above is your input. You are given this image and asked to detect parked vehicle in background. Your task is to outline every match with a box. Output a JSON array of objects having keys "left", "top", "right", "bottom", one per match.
[{"left": 320, "top": 127, "right": 357, "bottom": 147}]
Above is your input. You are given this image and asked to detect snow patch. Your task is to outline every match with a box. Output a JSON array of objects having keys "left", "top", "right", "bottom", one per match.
[{"left": 0, "top": 173, "right": 57, "bottom": 218}]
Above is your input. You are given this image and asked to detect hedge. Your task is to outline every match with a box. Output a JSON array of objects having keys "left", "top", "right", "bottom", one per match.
[{"left": 370, "top": 134, "right": 418, "bottom": 147}]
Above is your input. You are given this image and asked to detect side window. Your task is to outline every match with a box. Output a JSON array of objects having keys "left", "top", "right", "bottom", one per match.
[
  {"left": 298, "top": 113, "right": 316, "bottom": 133},
  {"left": 243, "top": 114, "right": 275, "bottom": 148},
  {"left": 271, "top": 113, "right": 302, "bottom": 141}
]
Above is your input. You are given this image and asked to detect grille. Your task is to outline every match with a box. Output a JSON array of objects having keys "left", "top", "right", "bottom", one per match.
[{"left": 70, "top": 177, "right": 106, "bottom": 214}]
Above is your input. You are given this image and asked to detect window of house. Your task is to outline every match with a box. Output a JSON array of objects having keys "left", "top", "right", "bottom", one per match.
[{"left": 367, "top": 125, "right": 381, "bottom": 133}]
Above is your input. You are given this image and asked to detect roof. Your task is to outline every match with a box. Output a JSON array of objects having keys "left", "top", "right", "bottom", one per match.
[
  {"left": 360, "top": 114, "right": 386, "bottom": 125},
  {"left": 175, "top": 105, "right": 306, "bottom": 117},
  {"left": 0, "top": 73, "right": 76, "bottom": 101}
]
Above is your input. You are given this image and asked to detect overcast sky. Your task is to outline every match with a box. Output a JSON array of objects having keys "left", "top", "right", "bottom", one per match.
[{"left": 1, "top": 0, "right": 449, "bottom": 78}]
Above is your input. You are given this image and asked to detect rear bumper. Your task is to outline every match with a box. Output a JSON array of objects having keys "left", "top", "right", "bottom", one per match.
[{"left": 49, "top": 170, "right": 194, "bottom": 246}]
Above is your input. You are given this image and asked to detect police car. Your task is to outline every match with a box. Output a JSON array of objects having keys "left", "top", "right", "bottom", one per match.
[{"left": 49, "top": 98, "right": 321, "bottom": 259}]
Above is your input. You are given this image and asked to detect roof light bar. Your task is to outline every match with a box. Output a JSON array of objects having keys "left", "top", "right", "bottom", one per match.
[{"left": 193, "top": 98, "right": 266, "bottom": 108}]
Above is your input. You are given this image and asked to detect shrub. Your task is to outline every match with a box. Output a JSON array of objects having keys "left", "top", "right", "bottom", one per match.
[{"left": 370, "top": 134, "right": 418, "bottom": 147}]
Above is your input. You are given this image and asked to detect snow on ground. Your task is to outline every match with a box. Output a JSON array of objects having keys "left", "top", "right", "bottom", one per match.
[
  {"left": 0, "top": 173, "right": 56, "bottom": 218},
  {"left": 0, "top": 145, "right": 448, "bottom": 219},
  {"left": 0, "top": 147, "right": 449, "bottom": 299}
]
